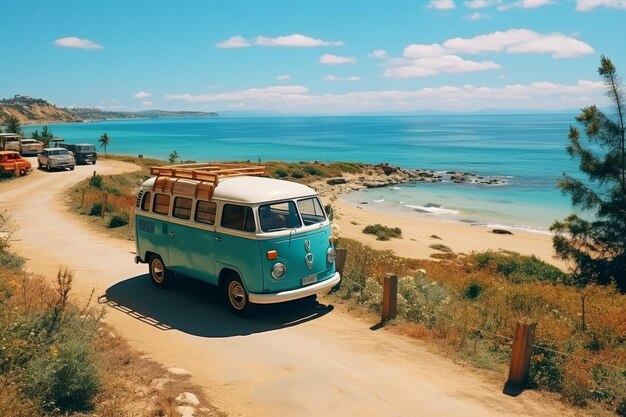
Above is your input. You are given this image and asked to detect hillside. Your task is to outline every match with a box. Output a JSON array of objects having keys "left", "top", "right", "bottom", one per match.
[
  {"left": 0, "top": 96, "right": 82, "bottom": 124},
  {"left": 1, "top": 95, "right": 219, "bottom": 124}
]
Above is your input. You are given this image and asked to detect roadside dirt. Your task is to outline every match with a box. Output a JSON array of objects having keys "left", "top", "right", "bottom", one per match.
[{"left": 0, "top": 159, "right": 575, "bottom": 417}]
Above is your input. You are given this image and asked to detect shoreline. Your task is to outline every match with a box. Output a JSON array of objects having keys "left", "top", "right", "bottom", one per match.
[{"left": 309, "top": 166, "right": 567, "bottom": 269}]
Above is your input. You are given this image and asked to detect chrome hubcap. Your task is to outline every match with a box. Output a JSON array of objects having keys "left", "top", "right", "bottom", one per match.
[
  {"left": 228, "top": 281, "right": 246, "bottom": 310},
  {"left": 152, "top": 259, "right": 164, "bottom": 283}
]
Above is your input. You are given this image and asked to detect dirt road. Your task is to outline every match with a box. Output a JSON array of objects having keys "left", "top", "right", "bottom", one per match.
[{"left": 0, "top": 159, "right": 572, "bottom": 417}]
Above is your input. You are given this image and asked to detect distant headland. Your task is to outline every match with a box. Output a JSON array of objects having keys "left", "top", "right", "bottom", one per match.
[{"left": 0, "top": 95, "right": 218, "bottom": 124}]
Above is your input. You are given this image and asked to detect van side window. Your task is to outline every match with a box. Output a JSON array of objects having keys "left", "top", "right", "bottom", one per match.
[
  {"left": 221, "top": 204, "right": 255, "bottom": 232},
  {"left": 195, "top": 201, "right": 216, "bottom": 225},
  {"left": 153, "top": 194, "right": 171, "bottom": 215},
  {"left": 141, "top": 192, "right": 152, "bottom": 211},
  {"left": 173, "top": 197, "right": 192, "bottom": 220}
]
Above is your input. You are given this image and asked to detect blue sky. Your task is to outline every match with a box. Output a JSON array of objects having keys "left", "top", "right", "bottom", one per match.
[{"left": 1, "top": 0, "right": 625, "bottom": 114}]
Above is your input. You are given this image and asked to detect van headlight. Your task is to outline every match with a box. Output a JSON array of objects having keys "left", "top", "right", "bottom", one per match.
[
  {"left": 327, "top": 247, "right": 336, "bottom": 263},
  {"left": 271, "top": 263, "right": 286, "bottom": 280}
]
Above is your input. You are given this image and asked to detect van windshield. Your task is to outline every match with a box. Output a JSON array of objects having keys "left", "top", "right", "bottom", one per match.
[
  {"left": 77, "top": 145, "right": 95, "bottom": 151},
  {"left": 297, "top": 197, "right": 326, "bottom": 226},
  {"left": 259, "top": 201, "right": 301, "bottom": 232}
]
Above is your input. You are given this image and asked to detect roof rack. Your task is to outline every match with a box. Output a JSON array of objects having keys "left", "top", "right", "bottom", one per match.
[{"left": 150, "top": 163, "right": 266, "bottom": 201}]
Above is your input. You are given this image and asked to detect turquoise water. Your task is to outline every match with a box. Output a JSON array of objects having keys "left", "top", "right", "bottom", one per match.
[{"left": 23, "top": 114, "right": 580, "bottom": 231}]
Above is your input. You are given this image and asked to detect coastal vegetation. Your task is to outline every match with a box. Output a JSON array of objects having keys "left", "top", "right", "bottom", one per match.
[
  {"left": 0, "top": 208, "right": 218, "bottom": 417},
  {"left": 362, "top": 223, "right": 402, "bottom": 240},
  {"left": 552, "top": 56, "right": 626, "bottom": 293},
  {"left": 335, "top": 238, "right": 625, "bottom": 414},
  {"left": 2, "top": 114, "right": 23, "bottom": 134}
]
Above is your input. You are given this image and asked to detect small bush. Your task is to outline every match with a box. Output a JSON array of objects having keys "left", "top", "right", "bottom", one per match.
[
  {"left": 291, "top": 171, "right": 305, "bottom": 179},
  {"left": 429, "top": 243, "right": 452, "bottom": 253},
  {"left": 89, "top": 175, "right": 103, "bottom": 189},
  {"left": 108, "top": 212, "right": 129, "bottom": 228},
  {"left": 89, "top": 202, "right": 112, "bottom": 216},
  {"left": 464, "top": 281, "right": 483, "bottom": 299},
  {"left": 528, "top": 346, "right": 563, "bottom": 392},
  {"left": 472, "top": 251, "right": 566, "bottom": 284},
  {"left": 275, "top": 169, "right": 288, "bottom": 178},
  {"left": 303, "top": 165, "right": 324, "bottom": 176},
  {"left": 363, "top": 224, "right": 402, "bottom": 240}
]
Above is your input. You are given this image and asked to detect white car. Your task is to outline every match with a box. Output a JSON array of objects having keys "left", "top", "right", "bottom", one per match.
[
  {"left": 19, "top": 139, "right": 44, "bottom": 156},
  {"left": 37, "top": 148, "right": 75, "bottom": 171}
]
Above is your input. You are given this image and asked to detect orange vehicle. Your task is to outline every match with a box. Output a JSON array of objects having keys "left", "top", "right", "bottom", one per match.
[{"left": 0, "top": 151, "right": 32, "bottom": 176}]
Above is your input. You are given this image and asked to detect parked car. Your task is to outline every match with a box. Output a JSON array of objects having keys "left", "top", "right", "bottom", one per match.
[
  {"left": 0, "top": 133, "right": 22, "bottom": 152},
  {"left": 37, "top": 148, "right": 75, "bottom": 171},
  {"left": 0, "top": 151, "right": 32, "bottom": 176},
  {"left": 19, "top": 138, "right": 44, "bottom": 156},
  {"left": 59, "top": 143, "right": 97, "bottom": 164}
]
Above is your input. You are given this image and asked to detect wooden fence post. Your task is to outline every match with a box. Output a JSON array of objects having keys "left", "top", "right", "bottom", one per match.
[
  {"left": 335, "top": 248, "right": 347, "bottom": 276},
  {"left": 504, "top": 321, "right": 536, "bottom": 396},
  {"left": 381, "top": 273, "right": 398, "bottom": 324}
]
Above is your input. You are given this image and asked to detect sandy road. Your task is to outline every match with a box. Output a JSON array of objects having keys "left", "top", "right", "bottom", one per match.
[{"left": 0, "top": 159, "right": 572, "bottom": 417}]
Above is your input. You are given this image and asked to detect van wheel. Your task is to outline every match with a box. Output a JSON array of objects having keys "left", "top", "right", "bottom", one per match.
[
  {"left": 149, "top": 255, "right": 172, "bottom": 288},
  {"left": 47, "top": 164, "right": 52, "bottom": 171},
  {"left": 224, "top": 275, "right": 255, "bottom": 316}
]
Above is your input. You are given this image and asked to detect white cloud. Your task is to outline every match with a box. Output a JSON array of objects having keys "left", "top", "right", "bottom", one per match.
[
  {"left": 443, "top": 29, "right": 594, "bottom": 58},
  {"left": 319, "top": 54, "right": 356, "bottom": 65},
  {"left": 165, "top": 85, "right": 310, "bottom": 102},
  {"left": 324, "top": 75, "right": 361, "bottom": 81},
  {"left": 464, "top": 11, "right": 490, "bottom": 19},
  {"left": 277, "top": 74, "right": 291, "bottom": 80},
  {"left": 428, "top": 0, "right": 456, "bottom": 9},
  {"left": 464, "top": 0, "right": 497, "bottom": 8},
  {"left": 53, "top": 37, "right": 103, "bottom": 49},
  {"left": 369, "top": 50, "right": 388, "bottom": 58},
  {"left": 403, "top": 44, "right": 447, "bottom": 58},
  {"left": 133, "top": 91, "right": 151, "bottom": 99},
  {"left": 163, "top": 80, "right": 605, "bottom": 113},
  {"left": 216, "top": 35, "right": 251, "bottom": 48},
  {"left": 384, "top": 55, "right": 501, "bottom": 79},
  {"left": 254, "top": 34, "right": 343, "bottom": 47},
  {"left": 576, "top": 0, "right": 626, "bottom": 10}
]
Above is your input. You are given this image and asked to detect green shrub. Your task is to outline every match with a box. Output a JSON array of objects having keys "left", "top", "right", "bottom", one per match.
[
  {"left": 108, "top": 212, "right": 129, "bottom": 228},
  {"left": 291, "top": 171, "right": 305, "bottom": 179},
  {"left": 275, "top": 169, "right": 289, "bottom": 178},
  {"left": 464, "top": 281, "right": 483, "bottom": 299},
  {"left": 430, "top": 243, "right": 452, "bottom": 253},
  {"left": 363, "top": 224, "right": 402, "bottom": 240},
  {"left": 528, "top": 345, "right": 563, "bottom": 392},
  {"left": 89, "top": 175, "right": 103, "bottom": 189},
  {"left": 473, "top": 251, "right": 566, "bottom": 284},
  {"left": 22, "top": 314, "right": 101, "bottom": 413},
  {"left": 89, "top": 202, "right": 111, "bottom": 216},
  {"left": 302, "top": 165, "right": 323, "bottom": 176}
]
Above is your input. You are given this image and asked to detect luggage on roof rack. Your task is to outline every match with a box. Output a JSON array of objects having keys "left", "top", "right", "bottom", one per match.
[{"left": 149, "top": 163, "right": 266, "bottom": 201}]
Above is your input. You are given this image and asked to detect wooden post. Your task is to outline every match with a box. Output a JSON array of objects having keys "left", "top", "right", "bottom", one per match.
[
  {"left": 100, "top": 193, "right": 108, "bottom": 218},
  {"left": 93, "top": 171, "right": 96, "bottom": 178},
  {"left": 381, "top": 273, "right": 398, "bottom": 324},
  {"left": 335, "top": 248, "right": 347, "bottom": 277},
  {"left": 504, "top": 321, "right": 536, "bottom": 396},
  {"left": 81, "top": 188, "right": 86, "bottom": 207}
]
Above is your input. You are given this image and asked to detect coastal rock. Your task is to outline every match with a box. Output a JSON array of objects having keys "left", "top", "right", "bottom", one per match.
[
  {"left": 327, "top": 177, "right": 347, "bottom": 185},
  {"left": 492, "top": 229, "right": 513, "bottom": 235}
]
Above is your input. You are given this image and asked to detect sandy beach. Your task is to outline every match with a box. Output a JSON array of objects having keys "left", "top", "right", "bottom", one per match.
[{"left": 311, "top": 172, "right": 568, "bottom": 270}]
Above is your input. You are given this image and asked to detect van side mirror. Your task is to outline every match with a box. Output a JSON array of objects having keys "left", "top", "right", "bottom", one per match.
[{"left": 324, "top": 203, "right": 333, "bottom": 221}]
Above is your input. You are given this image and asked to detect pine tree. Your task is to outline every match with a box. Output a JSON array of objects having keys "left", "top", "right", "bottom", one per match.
[{"left": 551, "top": 56, "right": 626, "bottom": 292}]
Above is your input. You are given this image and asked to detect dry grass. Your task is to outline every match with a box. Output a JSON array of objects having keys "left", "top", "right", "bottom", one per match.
[
  {"left": 0, "top": 263, "right": 223, "bottom": 417},
  {"left": 334, "top": 238, "right": 626, "bottom": 414}
]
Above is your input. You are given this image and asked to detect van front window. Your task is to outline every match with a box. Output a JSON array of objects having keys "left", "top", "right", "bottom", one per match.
[
  {"left": 297, "top": 197, "right": 326, "bottom": 226},
  {"left": 259, "top": 201, "right": 301, "bottom": 232}
]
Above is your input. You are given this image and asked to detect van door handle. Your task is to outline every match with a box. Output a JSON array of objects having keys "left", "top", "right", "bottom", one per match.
[
  {"left": 168, "top": 232, "right": 175, "bottom": 237},
  {"left": 215, "top": 236, "right": 222, "bottom": 241}
]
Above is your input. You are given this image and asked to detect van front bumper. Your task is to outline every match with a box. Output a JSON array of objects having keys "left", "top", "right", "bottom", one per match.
[{"left": 249, "top": 272, "right": 341, "bottom": 305}]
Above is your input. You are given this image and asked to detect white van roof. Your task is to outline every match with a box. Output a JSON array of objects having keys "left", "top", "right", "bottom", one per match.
[{"left": 141, "top": 175, "right": 317, "bottom": 204}]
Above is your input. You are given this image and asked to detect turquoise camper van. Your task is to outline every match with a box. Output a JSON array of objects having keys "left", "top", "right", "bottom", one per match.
[{"left": 134, "top": 163, "right": 340, "bottom": 315}]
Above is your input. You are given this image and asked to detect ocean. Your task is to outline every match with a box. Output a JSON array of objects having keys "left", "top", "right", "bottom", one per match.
[{"left": 23, "top": 113, "right": 582, "bottom": 232}]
